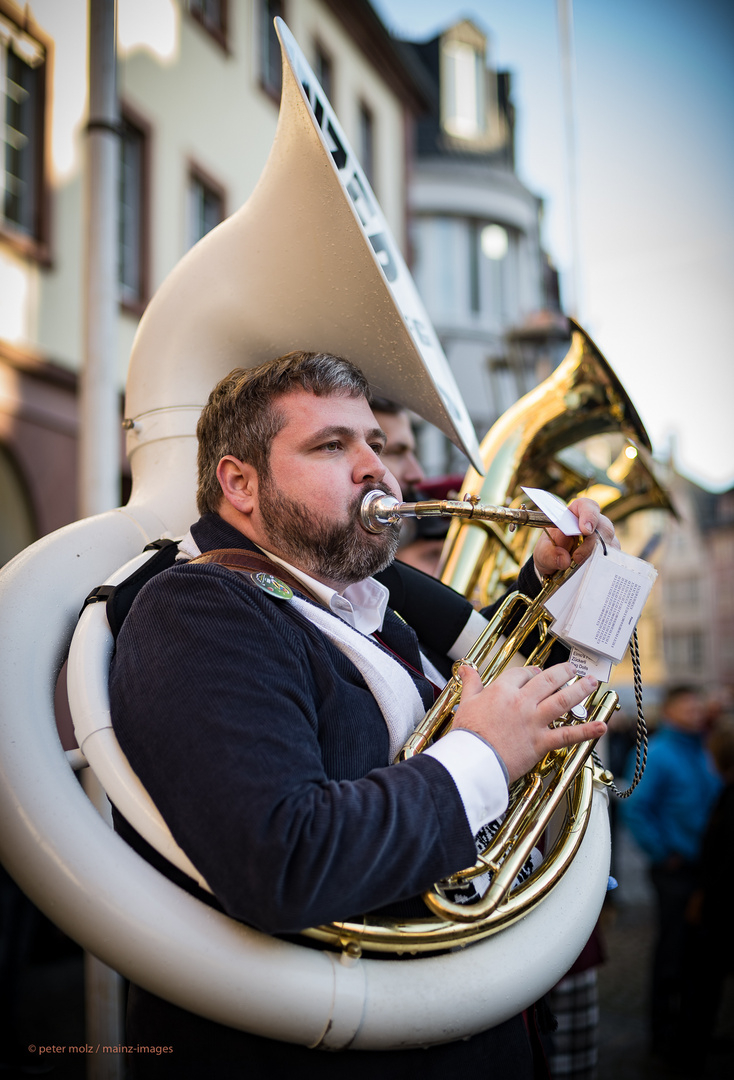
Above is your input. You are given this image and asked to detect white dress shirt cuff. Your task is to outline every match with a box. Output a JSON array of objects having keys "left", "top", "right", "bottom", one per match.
[
  {"left": 448, "top": 608, "right": 488, "bottom": 661},
  {"left": 424, "top": 729, "right": 509, "bottom": 836},
  {"left": 447, "top": 606, "right": 526, "bottom": 673}
]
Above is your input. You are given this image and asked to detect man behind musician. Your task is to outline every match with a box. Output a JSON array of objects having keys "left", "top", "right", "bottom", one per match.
[
  {"left": 110, "top": 350, "right": 616, "bottom": 1079},
  {"left": 370, "top": 396, "right": 452, "bottom": 577}
]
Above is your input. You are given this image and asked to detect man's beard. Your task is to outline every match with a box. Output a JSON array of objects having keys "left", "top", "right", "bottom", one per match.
[{"left": 258, "top": 477, "right": 401, "bottom": 585}]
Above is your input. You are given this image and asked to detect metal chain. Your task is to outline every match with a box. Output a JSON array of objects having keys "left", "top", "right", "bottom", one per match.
[{"left": 592, "top": 627, "right": 648, "bottom": 798}]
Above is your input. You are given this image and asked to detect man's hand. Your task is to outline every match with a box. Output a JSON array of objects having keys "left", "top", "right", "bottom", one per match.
[
  {"left": 533, "top": 497, "right": 619, "bottom": 578},
  {"left": 452, "top": 661, "right": 607, "bottom": 783}
]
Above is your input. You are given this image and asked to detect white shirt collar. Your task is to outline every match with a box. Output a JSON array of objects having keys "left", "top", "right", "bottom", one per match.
[
  {"left": 177, "top": 529, "right": 389, "bottom": 636},
  {"left": 260, "top": 548, "right": 389, "bottom": 636}
]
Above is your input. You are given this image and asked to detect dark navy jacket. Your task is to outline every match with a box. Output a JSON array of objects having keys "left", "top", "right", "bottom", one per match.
[
  {"left": 109, "top": 512, "right": 551, "bottom": 1077},
  {"left": 111, "top": 513, "right": 480, "bottom": 933}
]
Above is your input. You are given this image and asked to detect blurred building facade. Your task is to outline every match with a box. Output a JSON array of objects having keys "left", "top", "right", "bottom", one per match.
[
  {"left": 0, "top": 0, "right": 425, "bottom": 563},
  {"left": 708, "top": 486, "right": 734, "bottom": 692},
  {"left": 611, "top": 472, "right": 734, "bottom": 719},
  {"left": 657, "top": 475, "right": 734, "bottom": 696},
  {"left": 401, "top": 18, "right": 568, "bottom": 475}
]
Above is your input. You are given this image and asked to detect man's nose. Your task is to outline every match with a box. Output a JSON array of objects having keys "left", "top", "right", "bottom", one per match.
[{"left": 353, "top": 445, "right": 386, "bottom": 485}]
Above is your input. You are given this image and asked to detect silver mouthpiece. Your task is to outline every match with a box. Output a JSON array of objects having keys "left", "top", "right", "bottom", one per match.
[{"left": 360, "top": 490, "right": 402, "bottom": 533}]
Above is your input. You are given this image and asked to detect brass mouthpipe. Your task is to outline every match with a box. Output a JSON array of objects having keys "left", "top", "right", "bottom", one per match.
[{"left": 360, "top": 489, "right": 553, "bottom": 534}]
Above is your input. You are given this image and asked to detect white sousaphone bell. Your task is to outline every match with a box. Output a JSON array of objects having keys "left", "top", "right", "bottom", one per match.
[{"left": 0, "top": 20, "right": 610, "bottom": 1050}]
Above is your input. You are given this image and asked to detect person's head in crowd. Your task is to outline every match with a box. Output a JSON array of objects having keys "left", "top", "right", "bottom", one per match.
[
  {"left": 370, "top": 397, "right": 459, "bottom": 576},
  {"left": 661, "top": 685, "right": 707, "bottom": 734},
  {"left": 370, "top": 397, "right": 425, "bottom": 499}
]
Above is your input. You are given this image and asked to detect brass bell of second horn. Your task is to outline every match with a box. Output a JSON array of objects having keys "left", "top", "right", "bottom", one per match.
[{"left": 438, "top": 319, "right": 669, "bottom": 606}]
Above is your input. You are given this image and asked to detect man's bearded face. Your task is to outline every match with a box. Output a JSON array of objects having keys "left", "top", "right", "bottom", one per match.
[{"left": 258, "top": 475, "right": 400, "bottom": 585}]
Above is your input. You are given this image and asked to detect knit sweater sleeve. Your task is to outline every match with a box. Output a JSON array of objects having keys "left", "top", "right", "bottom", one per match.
[{"left": 110, "top": 562, "right": 476, "bottom": 934}]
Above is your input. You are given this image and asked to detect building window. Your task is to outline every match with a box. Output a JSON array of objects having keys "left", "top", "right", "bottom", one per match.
[
  {"left": 665, "top": 576, "right": 700, "bottom": 607},
  {"left": 470, "top": 220, "right": 509, "bottom": 320},
  {"left": 411, "top": 215, "right": 464, "bottom": 323},
  {"left": 260, "top": 0, "right": 284, "bottom": 101},
  {"left": 664, "top": 630, "right": 704, "bottom": 673},
  {"left": 469, "top": 221, "right": 480, "bottom": 313},
  {"left": 0, "top": 10, "right": 47, "bottom": 255},
  {"left": 118, "top": 109, "right": 149, "bottom": 310},
  {"left": 314, "top": 41, "right": 333, "bottom": 102},
  {"left": 187, "top": 0, "right": 228, "bottom": 50},
  {"left": 187, "top": 165, "right": 225, "bottom": 249},
  {"left": 442, "top": 40, "right": 485, "bottom": 139},
  {"left": 359, "top": 101, "right": 375, "bottom": 188},
  {"left": 488, "top": 358, "right": 522, "bottom": 418}
]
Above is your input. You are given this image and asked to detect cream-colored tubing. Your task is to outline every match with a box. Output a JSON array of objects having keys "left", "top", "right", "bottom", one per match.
[
  {"left": 0, "top": 17, "right": 610, "bottom": 1049},
  {"left": 67, "top": 549, "right": 212, "bottom": 893},
  {"left": 0, "top": 504, "right": 610, "bottom": 1047}
]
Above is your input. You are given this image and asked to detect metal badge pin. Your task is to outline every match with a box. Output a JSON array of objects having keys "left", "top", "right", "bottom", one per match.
[{"left": 249, "top": 572, "right": 294, "bottom": 600}]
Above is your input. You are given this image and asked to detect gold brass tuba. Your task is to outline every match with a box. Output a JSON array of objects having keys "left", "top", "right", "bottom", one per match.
[
  {"left": 293, "top": 323, "right": 664, "bottom": 957},
  {"left": 438, "top": 320, "right": 673, "bottom": 605},
  {"left": 303, "top": 551, "right": 619, "bottom": 955}
]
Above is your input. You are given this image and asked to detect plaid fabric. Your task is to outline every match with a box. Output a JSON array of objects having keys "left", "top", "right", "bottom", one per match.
[{"left": 548, "top": 968, "right": 600, "bottom": 1079}]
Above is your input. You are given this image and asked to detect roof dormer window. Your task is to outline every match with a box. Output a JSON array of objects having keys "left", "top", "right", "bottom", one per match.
[{"left": 442, "top": 39, "right": 485, "bottom": 139}]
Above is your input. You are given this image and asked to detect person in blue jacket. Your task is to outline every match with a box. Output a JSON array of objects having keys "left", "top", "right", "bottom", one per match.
[{"left": 620, "top": 684, "right": 722, "bottom": 1067}]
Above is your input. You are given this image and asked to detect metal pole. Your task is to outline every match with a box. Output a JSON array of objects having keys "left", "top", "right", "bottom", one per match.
[
  {"left": 80, "top": 3, "right": 124, "bottom": 1077},
  {"left": 557, "top": 0, "right": 582, "bottom": 318},
  {"left": 80, "top": 0, "right": 120, "bottom": 518}
]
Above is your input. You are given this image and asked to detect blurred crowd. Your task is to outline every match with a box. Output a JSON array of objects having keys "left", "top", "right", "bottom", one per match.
[{"left": 607, "top": 685, "right": 734, "bottom": 1078}]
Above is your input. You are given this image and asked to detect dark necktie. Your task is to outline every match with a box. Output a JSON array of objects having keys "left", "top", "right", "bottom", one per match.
[{"left": 374, "top": 609, "right": 437, "bottom": 710}]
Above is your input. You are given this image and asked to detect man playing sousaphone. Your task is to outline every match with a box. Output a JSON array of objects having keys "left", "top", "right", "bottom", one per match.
[{"left": 110, "top": 349, "right": 617, "bottom": 1078}]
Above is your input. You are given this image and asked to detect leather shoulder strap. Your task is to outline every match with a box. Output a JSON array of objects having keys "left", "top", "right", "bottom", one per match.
[{"left": 189, "top": 548, "right": 322, "bottom": 605}]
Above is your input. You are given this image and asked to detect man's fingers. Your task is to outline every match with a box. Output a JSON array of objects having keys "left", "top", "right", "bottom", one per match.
[
  {"left": 522, "top": 661, "right": 577, "bottom": 701},
  {"left": 525, "top": 666, "right": 598, "bottom": 727},
  {"left": 570, "top": 497, "right": 600, "bottom": 536},
  {"left": 550, "top": 675, "right": 598, "bottom": 721},
  {"left": 494, "top": 665, "right": 542, "bottom": 690},
  {"left": 535, "top": 501, "right": 620, "bottom": 576},
  {"left": 543, "top": 718, "right": 607, "bottom": 752},
  {"left": 457, "top": 664, "right": 484, "bottom": 699},
  {"left": 464, "top": 662, "right": 597, "bottom": 718},
  {"left": 460, "top": 663, "right": 542, "bottom": 697},
  {"left": 571, "top": 536, "right": 596, "bottom": 566}
]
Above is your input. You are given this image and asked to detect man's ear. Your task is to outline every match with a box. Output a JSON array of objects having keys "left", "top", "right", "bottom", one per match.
[{"left": 216, "top": 456, "right": 258, "bottom": 515}]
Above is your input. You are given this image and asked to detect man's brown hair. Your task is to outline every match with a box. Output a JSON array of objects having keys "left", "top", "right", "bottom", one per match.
[{"left": 196, "top": 350, "right": 371, "bottom": 515}]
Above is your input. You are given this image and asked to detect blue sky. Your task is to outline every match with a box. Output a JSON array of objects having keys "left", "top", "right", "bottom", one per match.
[{"left": 371, "top": 0, "right": 734, "bottom": 491}]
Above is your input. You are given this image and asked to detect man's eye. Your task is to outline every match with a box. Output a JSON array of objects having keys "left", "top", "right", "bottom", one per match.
[
  {"left": 370, "top": 443, "right": 385, "bottom": 456},
  {"left": 321, "top": 441, "right": 342, "bottom": 452}
]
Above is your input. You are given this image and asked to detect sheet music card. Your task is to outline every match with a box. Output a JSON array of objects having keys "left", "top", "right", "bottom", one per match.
[
  {"left": 544, "top": 543, "right": 657, "bottom": 665},
  {"left": 521, "top": 487, "right": 582, "bottom": 536},
  {"left": 567, "top": 645, "right": 613, "bottom": 684}
]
